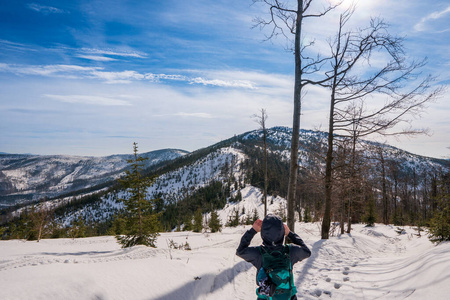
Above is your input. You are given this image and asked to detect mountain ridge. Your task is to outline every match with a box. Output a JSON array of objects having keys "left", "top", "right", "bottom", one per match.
[{"left": 0, "top": 148, "right": 189, "bottom": 207}]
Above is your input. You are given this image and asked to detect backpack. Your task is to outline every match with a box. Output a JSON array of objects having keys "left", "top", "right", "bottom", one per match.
[{"left": 256, "top": 245, "right": 297, "bottom": 300}]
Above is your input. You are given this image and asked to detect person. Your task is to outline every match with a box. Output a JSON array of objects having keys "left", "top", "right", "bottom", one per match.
[{"left": 236, "top": 214, "right": 311, "bottom": 299}]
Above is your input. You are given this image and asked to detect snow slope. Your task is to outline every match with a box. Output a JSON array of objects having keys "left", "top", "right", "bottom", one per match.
[{"left": 1, "top": 222, "right": 448, "bottom": 300}]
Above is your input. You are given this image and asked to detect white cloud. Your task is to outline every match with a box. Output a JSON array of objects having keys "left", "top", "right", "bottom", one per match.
[
  {"left": 144, "top": 72, "right": 257, "bottom": 89},
  {"left": 189, "top": 77, "right": 256, "bottom": 89},
  {"left": 90, "top": 70, "right": 145, "bottom": 84},
  {"left": 76, "top": 55, "right": 118, "bottom": 62},
  {"left": 27, "top": 3, "right": 67, "bottom": 14},
  {"left": 43, "top": 94, "right": 132, "bottom": 106},
  {"left": 0, "top": 63, "right": 100, "bottom": 77},
  {"left": 414, "top": 5, "right": 450, "bottom": 32},
  {"left": 80, "top": 48, "right": 147, "bottom": 59},
  {"left": 0, "top": 63, "right": 260, "bottom": 88},
  {"left": 145, "top": 73, "right": 188, "bottom": 81}
]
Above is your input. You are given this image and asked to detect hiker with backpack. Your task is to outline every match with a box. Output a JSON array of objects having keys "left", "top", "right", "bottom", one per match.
[{"left": 236, "top": 214, "right": 311, "bottom": 300}]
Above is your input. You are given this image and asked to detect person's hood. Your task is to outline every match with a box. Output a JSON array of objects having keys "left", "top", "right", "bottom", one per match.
[{"left": 261, "top": 214, "right": 285, "bottom": 246}]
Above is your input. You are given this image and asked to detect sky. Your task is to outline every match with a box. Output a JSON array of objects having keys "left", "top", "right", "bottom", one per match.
[{"left": 0, "top": 0, "right": 449, "bottom": 158}]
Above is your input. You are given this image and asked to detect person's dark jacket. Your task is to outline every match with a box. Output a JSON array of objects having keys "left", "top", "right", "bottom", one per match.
[{"left": 236, "top": 215, "right": 311, "bottom": 277}]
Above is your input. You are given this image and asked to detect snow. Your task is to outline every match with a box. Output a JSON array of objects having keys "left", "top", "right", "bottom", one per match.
[
  {"left": 216, "top": 186, "right": 287, "bottom": 224},
  {"left": 1, "top": 223, "right": 449, "bottom": 300}
]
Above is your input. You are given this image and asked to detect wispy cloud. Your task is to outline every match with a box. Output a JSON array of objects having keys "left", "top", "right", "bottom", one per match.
[
  {"left": 80, "top": 48, "right": 147, "bottom": 59},
  {"left": 0, "top": 39, "right": 38, "bottom": 52},
  {"left": 145, "top": 72, "right": 257, "bottom": 89},
  {"left": 91, "top": 70, "right": 145, "bottom": 84},
  {"left": 27, "top": 3, "right": 67, "bottom": 14},
  {"left": 0, "top": 63, "right": 259, "bottom": 88},
  {"left": 43, "top": 94, "right": 132, "bottom": 106},
  {"left": 0, "top": 63, "right": 99, "bottom": 77},
  {"left": 414, "top": 5, "right": 450, "bottom": 32},
  {"left": 75, "top": 55, "right": 118, "bottom": 62},
  {"left": 189, "top": 77, "right": 255, "bottom": 89}
]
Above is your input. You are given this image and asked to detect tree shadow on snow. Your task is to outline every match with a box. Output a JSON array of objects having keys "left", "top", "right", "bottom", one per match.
[
  {"left": 39, "top": 250, "right": 115, "bottom": 256},
  {"left": 295, "top": 239, "right": 325, "bottom": 286},
  {"left": 152, "top": 261, "right": 252, "bottom": 300}
]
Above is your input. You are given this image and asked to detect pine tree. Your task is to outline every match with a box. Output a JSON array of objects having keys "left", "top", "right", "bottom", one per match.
[
  {"left": 363, "top": 197, "right": 377, "bottom": 227},
  {"left": 251, "top": 209, "right": 259, "bottom": 224},
  {"left": 116, "top": 143, "right": 161, "bottom": 248},
  {"left": 227, "top": 208, "right": 240, "bottom": 227},
  {"left": 303, "top": 206, "right": 311, "bottom": 223},
  {"left": 183, "top": 215, "right": 193, "bottom": 231},
  {"left": 429, "top": 199, "right": 450, "bottom": 243},
  {"left": 69, "top": 215, "right": 87, "bottom": 239},
  {"left": 209, "top": 210, "right": 222, "bottom": 233},
  {"left": 193, "top": 208, "right": 204, "bottom": 233}
]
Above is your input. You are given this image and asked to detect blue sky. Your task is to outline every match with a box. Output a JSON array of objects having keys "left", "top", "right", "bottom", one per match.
[{"left": 0, "top": 0, "right": 449, "bottom": 158}]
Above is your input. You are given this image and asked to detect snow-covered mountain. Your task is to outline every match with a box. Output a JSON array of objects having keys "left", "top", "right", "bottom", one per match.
[
  {"left": 0, "top": 149, "right": 188, "bottom": 207},
  {"left": 2, "top": 127, "right": 448, "bottom": 228},
  {"left": 242, "top": 126, "right": 447, "bottom": 171}
]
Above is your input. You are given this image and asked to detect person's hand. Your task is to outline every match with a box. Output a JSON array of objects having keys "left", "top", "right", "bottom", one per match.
[
  {"left": 252, "top": 219, "right": 263, "bottom": 232},
  {"left": 284, "top": 224, "right": 290, "bottom": 236}
]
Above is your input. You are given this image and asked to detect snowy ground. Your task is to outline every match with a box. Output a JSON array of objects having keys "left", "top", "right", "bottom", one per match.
[{"left": 1, "top": 223, "right": 449, "bottom": 300}]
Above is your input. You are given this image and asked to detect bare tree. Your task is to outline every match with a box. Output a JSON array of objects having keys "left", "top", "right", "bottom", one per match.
[
  {"left": 253, "top": 108, "right": 269, "bottom": 216},
  {"left": 312, "top": 7, "right": 443, "bottom": 238},
  {"left": 29, "top": 205, "right": 54, "bottom": 242},
  {"left": 252, "top": 0, "right": 341, "bottom": 232}
]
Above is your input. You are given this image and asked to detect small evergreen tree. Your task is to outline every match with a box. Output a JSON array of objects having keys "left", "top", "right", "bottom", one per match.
[
  {"left": 428, "top": 199, "right": 450, "bottom": 243},
  {"left": 251, "top": 209, "right": 259, "bottom": 224},
  {"left": 0, "top": 226, "right": 6, "bottom": 239},
  {"left": 116, "top": 143, "right": 161, "bottom": 248},
  {"left": 183, "top": 215, "right": 193, "bottom": 231},
  {"left": 109, "top": 214, "right": 126, "bottom": 235},
  {"left": 303, "top": 206, "right": 311, "bottom": 223},
  {"left": 193, "top": 209, "right": 204, "bottom": 232},
  {"left": 209, "top": 210, "right": 222, "bottom": 233},
  {"left": 68, "top": 214, "right": 87, "bottom": 239},
  {"left": 227, "top": 208, "right": 240, "bottom": 227},
  {"left": 363, "top": 197, "right": 377, "bottom": 227}
]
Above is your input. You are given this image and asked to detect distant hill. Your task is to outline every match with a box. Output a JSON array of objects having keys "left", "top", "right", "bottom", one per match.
[{"left": 0, "top": 149, "right": 189, "bottom": 207}]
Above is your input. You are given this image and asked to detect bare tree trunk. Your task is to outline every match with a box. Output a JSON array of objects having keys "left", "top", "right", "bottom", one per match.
[
  {"left": 263, "top": 127, "right": 268, "bottom": 217},
  {"left": 322, "top": 96, "right": 335, "bottom": 239},
  {"left": 380, "top": 150, "right": 389, "bottom": 224},
  {"left": 347, "top": 132, "right": 357, "bottom": 233},
  {"left": 253, "top": 108, "right": 269, "bottom": 216},
  {"left": 287, "top": 0, "right": 303, "bottom": 233}
]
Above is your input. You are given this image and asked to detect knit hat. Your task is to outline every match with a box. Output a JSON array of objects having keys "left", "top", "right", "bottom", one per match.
[{"left": 261, "top": 214, "right": 285, "bottom": 246}]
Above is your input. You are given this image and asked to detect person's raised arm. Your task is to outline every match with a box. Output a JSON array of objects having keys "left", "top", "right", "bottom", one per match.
[
  {"left": 284, "top": 224, "right": 311, "bottom": 263},
  {"left": 236, "top": 219, "right": 262, "bottom": 267}
]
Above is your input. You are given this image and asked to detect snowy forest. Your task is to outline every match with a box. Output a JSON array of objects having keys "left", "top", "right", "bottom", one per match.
[{"left": 1, "top": 0, "right": 450, "bottom": 299}]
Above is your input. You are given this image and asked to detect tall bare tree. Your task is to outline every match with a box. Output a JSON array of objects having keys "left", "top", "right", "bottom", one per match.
[
  {"left": 252, "top": 0, "right": 341, "bottom": 232},
  {"left": 253, "top": 108, "right": 269, "bottom": 216},
  {"left": 312, "top": 7, "right": 443, "bottom": 238}
]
